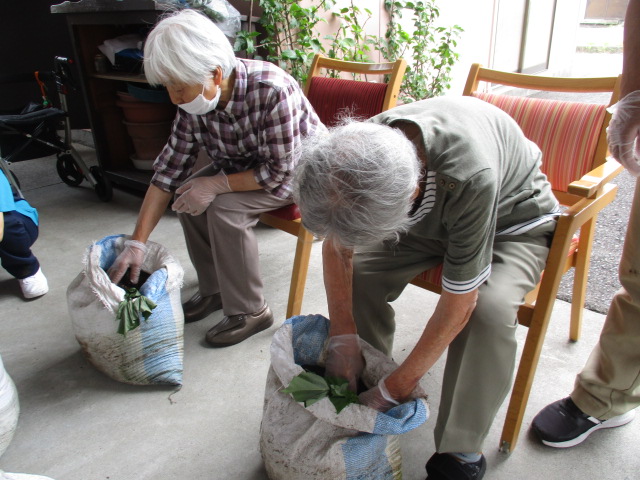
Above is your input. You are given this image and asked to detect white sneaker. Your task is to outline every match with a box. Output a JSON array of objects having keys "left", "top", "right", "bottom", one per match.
[{"left": 18, "top": 268, "right": 49, "bottom": 299}]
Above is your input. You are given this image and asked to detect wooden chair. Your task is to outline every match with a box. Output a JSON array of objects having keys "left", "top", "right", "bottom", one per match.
[
  {"left": 259, "top": 54, "right": 407, "bottom": 318},
  {"left": 410, "top": 63, "right": 623, "bottom": 452}
]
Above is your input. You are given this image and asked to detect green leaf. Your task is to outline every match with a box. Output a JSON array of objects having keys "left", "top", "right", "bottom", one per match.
[
  {"left": 281, "top": 49, "right": 298, "bottom": 60},
  {"left": 329, "top": 395, "right": 354, "bottom": 414},
  {"left": 282, "top": 371, "right": 329, "bottom": 406},
  {"left": 282, "top": 370, "right": 361, "bottom": 412}
]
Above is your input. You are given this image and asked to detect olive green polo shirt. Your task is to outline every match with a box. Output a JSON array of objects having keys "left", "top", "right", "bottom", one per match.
[{"left": 370, "top": 96, "right": 559, "bottom": 293}]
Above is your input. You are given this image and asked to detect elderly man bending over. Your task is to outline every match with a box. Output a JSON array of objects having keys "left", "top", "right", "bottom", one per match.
[{"left": 293, "top": 96, "right": 560, "bottom": 480}]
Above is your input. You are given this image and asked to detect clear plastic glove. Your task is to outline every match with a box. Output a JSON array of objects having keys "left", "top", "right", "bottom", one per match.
[
  {"left": 607, "top": 90, "right": 640, "bottom": 177},
  {"left": 107, "top": 239, "right": 147, "bottom": 285},
  {"left": 325, "top": 334, "right": 365, "bottom": 392},
  {"left": 172, "top": 171, "right": 231, "bottom": 215},
  {"left": 358, "top": 376, "right": 400, "bottom": 412}
]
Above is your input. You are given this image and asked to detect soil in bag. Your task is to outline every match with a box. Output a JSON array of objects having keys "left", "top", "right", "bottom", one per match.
[
  {"left": 117, "top": 269, "right": 152, "bottom": 290},
  {"left": 302, "top": 364, "right": 368, "bottom": 394}
]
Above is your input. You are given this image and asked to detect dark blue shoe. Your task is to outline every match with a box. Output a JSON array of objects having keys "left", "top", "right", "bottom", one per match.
[
  {"left": 426, "top": 452, "right": 486, "bottom": 480},
  {"left": 532, "top": 397, "right": 636, "bottom": 448}
]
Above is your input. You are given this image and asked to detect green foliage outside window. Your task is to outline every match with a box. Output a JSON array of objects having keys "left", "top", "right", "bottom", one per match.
[{"left": 233, "top": 0, "right": 463, "bottom": 101}]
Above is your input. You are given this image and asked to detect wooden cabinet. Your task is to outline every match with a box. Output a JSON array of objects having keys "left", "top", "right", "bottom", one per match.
[
  {"left": 52, "top": 0, "right": 255, "bottom": 193},
  {"left": 51, "top": 0, "right": 177, "bottom": 192}
]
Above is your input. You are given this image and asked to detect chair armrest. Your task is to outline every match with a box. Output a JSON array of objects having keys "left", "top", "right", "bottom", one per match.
[
  {"left": 559, "top": 183, "right": 618, "bottom": 238},
  {"left": 567, "top": 156, "right": 623, "bottom": 198}
]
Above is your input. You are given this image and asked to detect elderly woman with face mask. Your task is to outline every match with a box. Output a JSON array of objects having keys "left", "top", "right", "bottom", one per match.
[
  {"left": 293, "top": 96, "right": 560, "bottom": 480},
  {"left": 108, "top": 9, "right": 323, "bottom": 347}
]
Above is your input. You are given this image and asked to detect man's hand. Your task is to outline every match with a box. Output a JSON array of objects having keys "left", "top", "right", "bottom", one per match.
[
  {"left": 607, "top": 90, "right": 640, "bottom": 177},
  {"left": 108, "top": 239, "right": 147, "bottom": 284},
  {"left": 358, "top": 376, "right": 400, "bottom": 412},
  {"left": 172, "top": 171, "right": 231, "bottom": 215},
  {"left": 325, "top": 334, "right": 365, "bottom": 392}
]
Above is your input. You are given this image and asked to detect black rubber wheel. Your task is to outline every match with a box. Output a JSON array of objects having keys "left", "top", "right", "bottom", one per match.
[
  {"left": 90, "top": 165, "right": 113, "bottom": 202},
  {"left": 56, "top": 153, "right": 84, "bottom": 186}
]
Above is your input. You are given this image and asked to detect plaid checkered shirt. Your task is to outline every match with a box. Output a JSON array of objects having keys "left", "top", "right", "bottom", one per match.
[{"left": 151, "top": 58, "right": 324, "bottom": 198}]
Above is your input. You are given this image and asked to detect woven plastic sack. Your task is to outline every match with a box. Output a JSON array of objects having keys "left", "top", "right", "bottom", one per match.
[
  {"left": 0, "top": 355, "right": 19, "bottom": 460},
  {"left": 67, "top": 235, "right": 184, "bottom": 386},
  {"left": 260, "top": 314, "right": 429, "bottom": 480},
  {"left": 0, "top": 473, "right": 56, "bottom": 480},
  {"left": 0, "top": 355, "right": 55, "bottom": 480}
]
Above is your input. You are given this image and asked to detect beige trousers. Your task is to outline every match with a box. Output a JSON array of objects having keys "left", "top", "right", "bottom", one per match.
[
  {"left": 178, "top": 190, "right": 291, "bottom": 316},
  {"left": 573, "top": 177, "right": 640, "bottom": 419},
  {"left": 352, "top": 220, "right": 556, "bottom": 453}
]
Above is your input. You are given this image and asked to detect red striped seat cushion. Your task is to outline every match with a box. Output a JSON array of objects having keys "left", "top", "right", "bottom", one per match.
[
  {"left": 306, "top": 76, "right": 388, "bottom": 127},
  {"left": 472, "top": 92, "right": 606, "bottom": 193}
]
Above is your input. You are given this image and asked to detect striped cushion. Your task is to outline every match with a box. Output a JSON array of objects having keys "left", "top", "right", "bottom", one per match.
[
  {"left": 306, "top": 76, "right": 388, "bottom": 127},
  {"left": 472, "top": 92, "right": 606, "bottom": 193}
]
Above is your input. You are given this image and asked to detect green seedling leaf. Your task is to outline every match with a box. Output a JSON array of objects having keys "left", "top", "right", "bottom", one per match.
[
  {"left": 329, "top": 396, "right": 354, "bottom": 414},
  {"left": 282, "top": 371, "right": 329, "bottom": 406},
  {"left": 283, "top": 371, "right": 361, "bottom": 413}
]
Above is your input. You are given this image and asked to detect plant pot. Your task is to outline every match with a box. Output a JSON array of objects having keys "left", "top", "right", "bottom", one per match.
[
  {"left": 127, "top": 83, "right": 172, "bottom": 103},
  {"left": 116, "top": 98, "right": 176, "bottom": 123},
  {"left": 130, "top": 136, "right": 167, "bottom": 160},
  {"left": 123, "top": 120, "right": 172, "bottom": 139},
  {"left": 130, "top": 155, "right": 155, "bottom": 171}
]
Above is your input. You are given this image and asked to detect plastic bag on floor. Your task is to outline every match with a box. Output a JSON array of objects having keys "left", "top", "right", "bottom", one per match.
[
  {"left": 260, "top": 314, "right": 429, "bottom": 480},
  {"left": 0, "top": 355, "right": 19, "bottom": 460},
  {"left": 0, "top": 356, "right": 56, "bottom": 480},
  {"left": 67, "top": 235, "right": 184, "bottom": 386},
  {"left": 0, "top": 473, "right": 56, "bottom": 480}
]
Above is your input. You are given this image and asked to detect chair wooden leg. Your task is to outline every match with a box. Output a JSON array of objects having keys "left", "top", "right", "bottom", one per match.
[
  {"left": 285, "top": 226, "right": 315, "bottom": 318},
  {"left": 570, "top": 219, "right": 596, "bottom": 342},
  {"left": 501, "top": 306, "right": 555, "bottom": 453}
]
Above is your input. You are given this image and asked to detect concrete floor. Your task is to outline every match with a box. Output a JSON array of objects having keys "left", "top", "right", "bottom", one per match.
[{"left": 0, "top": 146, "right": 638, "bottom": 480}]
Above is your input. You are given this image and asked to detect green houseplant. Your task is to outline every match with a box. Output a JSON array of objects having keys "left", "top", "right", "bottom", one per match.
[{"left": 233, "top": 0, "right": 462, "bottom": 101}]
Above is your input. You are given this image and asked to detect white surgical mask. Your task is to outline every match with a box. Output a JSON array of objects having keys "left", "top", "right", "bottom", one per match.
[{"left": 178, "top": 82, "right": 221, "bottom": 115}]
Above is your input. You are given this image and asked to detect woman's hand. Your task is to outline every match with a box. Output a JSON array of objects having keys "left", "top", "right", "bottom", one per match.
[
  {"left": 607, "top": 90, "right": 640, "bottom": 177},
  {"left": 108, "top": 239, "right": 147, "bottom": 284},
  {"left": 172, "top": 171, "right": 231, "bottom": 215},
  {"left": 358, "top": 376, "right": 400, "bottom": 412},
  {"left": 325, "top": 334, "right": 365, "bottom": 392}
]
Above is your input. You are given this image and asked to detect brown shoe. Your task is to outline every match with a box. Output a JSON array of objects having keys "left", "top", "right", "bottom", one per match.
[
  {"left": 182, "top": 292, "right": 222, "bottom": 324},
  {"left": 205, "top": 304, "right": 274, "bottom": 347}
]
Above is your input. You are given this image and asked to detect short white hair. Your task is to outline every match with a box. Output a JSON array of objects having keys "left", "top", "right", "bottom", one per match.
[
  {"left": 293, "top": 119, "right": 422, "bottom": 247},
  {"left": 143, "top": 9, "right": 236, "bottom": 86}
]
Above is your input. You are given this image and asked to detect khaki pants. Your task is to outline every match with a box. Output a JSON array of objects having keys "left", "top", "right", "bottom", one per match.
[
  {"left": 352, "top": 220, "right": 556, "bottom": 453},
  {"left": 573, "top": 177, "right": 640, "bottom": 419},
  {"left": 178, "top": 190, "right": 291, "bottom": 316}
]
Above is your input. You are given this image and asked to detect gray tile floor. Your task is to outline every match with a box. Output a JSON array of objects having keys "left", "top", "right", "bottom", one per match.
[{"left": 0, "top": 146, "right": 638, "bottom": 479}]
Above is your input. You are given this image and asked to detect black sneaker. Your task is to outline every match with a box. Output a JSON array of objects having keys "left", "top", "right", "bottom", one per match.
[
  {"left": 532, "top": 397, "right": 636, "bottom": 448},
  {"left": 426, "top": 453, "right": 486, "bottom": 480}
]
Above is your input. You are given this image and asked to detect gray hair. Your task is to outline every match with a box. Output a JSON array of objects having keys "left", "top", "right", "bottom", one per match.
[
  {"left": 293, "top": 120, "right": 421, "bottom": 247},
  {"left": 143, "top": 9, "right": 236, "bottom": 86}
]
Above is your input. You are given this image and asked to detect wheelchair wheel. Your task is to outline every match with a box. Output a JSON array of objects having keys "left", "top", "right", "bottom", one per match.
[
  {"left": 56, "top": 153, "right": 84, "bottom": 186},
  {"left": 90, "top": 165, "right": 113, "bottom": 202}
]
